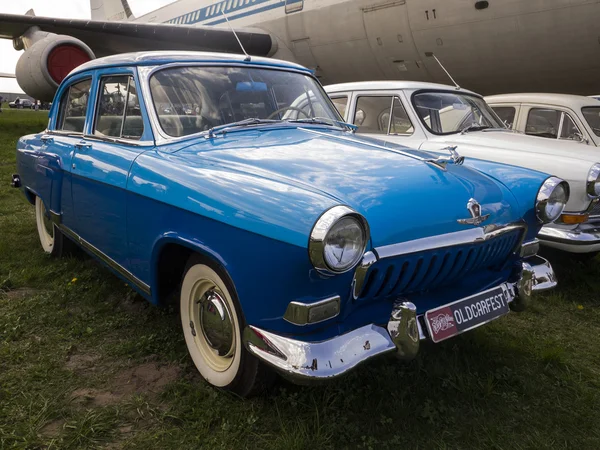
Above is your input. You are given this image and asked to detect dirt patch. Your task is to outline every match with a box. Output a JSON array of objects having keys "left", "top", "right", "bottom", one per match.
[
  {"left": 40, "top": 419, "right": 65, "bottom": 438},
  {"left": 71, "top": 363, "right": 180, "bottom": 407},
  {"left": 65, "top": 353, "right": 101, "bottom": 374},
  {"left": 2, "top": 288, "right": 40, "bottom": 300}
]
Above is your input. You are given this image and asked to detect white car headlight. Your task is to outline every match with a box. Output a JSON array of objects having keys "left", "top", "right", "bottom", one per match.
[
  {"left": 535, "top": 176, "right": 569, "bottom": 224},
  {"left": 587, "top": 163, "right": 600, "bottom": 198},
  {"left": 309, "top": 206, "right": 369, "bottom": 274}
]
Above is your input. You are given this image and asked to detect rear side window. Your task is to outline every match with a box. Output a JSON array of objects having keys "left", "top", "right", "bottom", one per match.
[
  {"left": 330, "top": 96, "right": 348, "bottom": 119},
  {"left": 492, "top": 106, "right": 516, "bottom": 128},
  {"left": 526, "top": 108, "right": 561, "bottom": 139},
  {"left": 58, "top": 79, "right": 91, "bottom": 133},
  {"left": 94, "top": 75, "right": 143, "bottom": 140}
]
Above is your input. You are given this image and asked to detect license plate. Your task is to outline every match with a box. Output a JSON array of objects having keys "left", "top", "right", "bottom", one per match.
[{"left": 425, "top": 284, "right": 511, "bottom": 343}]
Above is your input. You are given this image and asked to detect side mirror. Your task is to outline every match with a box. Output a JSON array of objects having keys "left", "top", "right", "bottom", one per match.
[{"left": 573, "top": 131, "right": 589, "bottom": 144}]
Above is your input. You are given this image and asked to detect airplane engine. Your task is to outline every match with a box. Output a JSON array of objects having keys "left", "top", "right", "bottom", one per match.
[{"left": 15, "top": 33, "right": 95, "bottom": 101}]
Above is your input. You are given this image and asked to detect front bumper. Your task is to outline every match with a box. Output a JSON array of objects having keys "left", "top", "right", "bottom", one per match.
[
  {"left": 538, "top": 222, "right": 600, "bottom": 254},
  {"left": 243, "top": 256, "right": 555, "bottom": 383}
]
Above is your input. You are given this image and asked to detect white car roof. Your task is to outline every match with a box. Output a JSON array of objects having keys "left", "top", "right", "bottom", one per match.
[
  {"left": 485, "top": 93, "right": 600, "bottom": 109},
  {"left": 324, "top": 81, "right": 480, "bottom": 97}
]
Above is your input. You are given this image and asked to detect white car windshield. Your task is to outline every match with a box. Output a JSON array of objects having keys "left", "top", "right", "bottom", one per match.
[
  {"left": 149, "top": 66, "right": 341, "bottom": 137},
  {"left": 582, "top": 107, "right": 600, "bottom": 137},
  {"left": 413, "top": 91, "right": 504, "bottom": 135}
]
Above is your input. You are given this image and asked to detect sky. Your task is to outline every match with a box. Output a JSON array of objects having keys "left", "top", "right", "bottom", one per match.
[{"left": 0, "top": 0, "right": 175, "bottom": 93}]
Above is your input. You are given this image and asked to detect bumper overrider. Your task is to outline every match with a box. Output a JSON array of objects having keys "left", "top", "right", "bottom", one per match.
[
  {"left": 538, "top": 222, "right": 600, "bottom": 254},
  {"left": 243, "top": 255, "right": 555, "bottom": 383}
]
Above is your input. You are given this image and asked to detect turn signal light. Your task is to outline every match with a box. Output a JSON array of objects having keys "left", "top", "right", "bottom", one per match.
[{"left": 560, "top": 213, "right": 588, "bottom": 224}]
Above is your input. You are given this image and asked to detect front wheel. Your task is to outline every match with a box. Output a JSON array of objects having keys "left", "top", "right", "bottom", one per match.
[{"left": 180, "top": 257, "right": 273, "bottom": 396}]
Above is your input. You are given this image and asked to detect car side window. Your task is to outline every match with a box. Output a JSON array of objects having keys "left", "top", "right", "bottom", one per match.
[
  {"left": 353, "top": 96, "right": 413, "bottom": 135},
  {"left": 492, "top": 106, "right": 516, "bottom": 128},
  {"left": 94, "top": 75, "right": 144, "bottom": 140},
  {"left": 526, "top": 108, "right": 561, "bottom": 139},
  {"left": 330, "top": 96, "right": 348, "bottom": 119},
  {"left": 58, "top": 79, "right": 91, "bottom": 133},
  {"left": 559, "top": 114, "right": 582, "bottom": 141}
]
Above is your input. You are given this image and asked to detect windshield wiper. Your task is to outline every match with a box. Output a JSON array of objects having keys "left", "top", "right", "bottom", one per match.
[
  {"left": 207, "top": 118, "right": 281, "bottom": 138},
  {"left": 287, "top": 117, "right": 357, "bottom": 132},
  {"left": 459, "top": 124, "right": 492, "bottom": 134}
]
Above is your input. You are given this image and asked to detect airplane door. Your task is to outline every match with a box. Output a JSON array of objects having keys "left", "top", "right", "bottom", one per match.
[{"left": 361, "top": 1, "right": 431, "bottom": 82}]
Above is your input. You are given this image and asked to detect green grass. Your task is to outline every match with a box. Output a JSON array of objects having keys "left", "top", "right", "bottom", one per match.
[{"left": 2, "top": 109, "right": 600, "bottom": 449}]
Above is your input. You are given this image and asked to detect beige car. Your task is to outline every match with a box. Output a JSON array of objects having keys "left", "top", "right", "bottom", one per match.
[{"left": 486, "top": 93, "right": 600, "bottom": 147}]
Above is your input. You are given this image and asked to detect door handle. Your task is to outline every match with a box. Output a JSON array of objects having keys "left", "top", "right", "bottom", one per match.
[
  {"left": 41, "top": 134, "right": 53, "bottom": 144},
  {"left": 75, "top": 141, "right": 92, "bottom": 150}
]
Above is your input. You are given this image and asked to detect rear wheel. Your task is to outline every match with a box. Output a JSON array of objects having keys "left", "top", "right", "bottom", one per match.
[
  {"left": 35, "top": 197, "right": 77, "bottom": 257},
  {"left": 180, "top": 256, "right": 273, "bottom": 396}
]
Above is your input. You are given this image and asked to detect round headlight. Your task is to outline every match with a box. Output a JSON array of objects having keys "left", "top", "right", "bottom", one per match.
[
  {"left": 309, "top": 206, "right": 369, "bottom": 274},
  {"left": 587, "top": 163, "right": 600, "bottom": 198},
  {"left": 536, "top": 176, "right": 569, "bottom": 224}
]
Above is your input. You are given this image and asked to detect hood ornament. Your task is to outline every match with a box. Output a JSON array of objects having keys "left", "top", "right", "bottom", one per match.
[
  {"left": 457, "top": 198, "right": 490, "bottom": 226},
  {"left": 425, "top": 146, "right": 465, "bottom": 169}
]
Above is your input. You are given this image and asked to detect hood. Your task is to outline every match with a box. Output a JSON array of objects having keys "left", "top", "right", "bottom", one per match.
[
  {"left": 173, "top": 126, "right": 525, "bottom": 247},
  {"left": 423, "top": 130, "right": 599, "bottom": 212}
]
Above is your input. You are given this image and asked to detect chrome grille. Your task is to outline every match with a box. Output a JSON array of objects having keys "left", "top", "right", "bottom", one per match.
[
  {"left": 358, "top": 229, "right": 522, "bottom": 300},
  {"left": 589, "top": 201, "right": 600, "bottom": 218}
]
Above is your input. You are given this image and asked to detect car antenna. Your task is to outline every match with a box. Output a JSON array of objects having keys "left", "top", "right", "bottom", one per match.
[
  {"left": 425, "top": 52, "right": 460, "bottom": 90},
  {"left": 221, "top": 10, "right": 251, "bottom": 62}
]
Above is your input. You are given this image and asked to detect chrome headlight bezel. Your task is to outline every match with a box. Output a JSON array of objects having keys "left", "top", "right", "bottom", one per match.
[
  {"left": 586, "top": 163, "right": 600, "bottom": 198},
  {"left": 309, "top": 206, "right": 369, "bottom": 275},
  {"left": 535, "top": 176, "right": 569, "bottom": 224}
]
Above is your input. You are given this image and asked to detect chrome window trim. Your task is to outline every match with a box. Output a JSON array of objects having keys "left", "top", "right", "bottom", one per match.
[{"left": 138, "top": 62, "right": 323, "bottom": 146}]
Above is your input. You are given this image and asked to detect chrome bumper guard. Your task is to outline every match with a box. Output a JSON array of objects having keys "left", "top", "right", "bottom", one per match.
[
  {"left": 538, "top": 223, "right": 600, "bottom": 251},
  {"left": 244, "top": 256, "right": 555, "bottom": 383}
]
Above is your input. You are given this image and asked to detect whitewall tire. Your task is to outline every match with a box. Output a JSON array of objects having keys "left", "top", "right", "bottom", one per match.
[
  {"left": 35, "top": 196, "right": 55, "bottom": 254},
  {"left": 180, "top": 257, "right": 273, "bottom": 396}
]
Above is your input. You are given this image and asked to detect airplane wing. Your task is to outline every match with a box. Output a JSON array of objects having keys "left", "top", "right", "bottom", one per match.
[
  {"left": 0, "top": 73, "right": 16, "bottom": 78},
  {"left": 0, "top": 13, "right": 275, "bottom": 57}
]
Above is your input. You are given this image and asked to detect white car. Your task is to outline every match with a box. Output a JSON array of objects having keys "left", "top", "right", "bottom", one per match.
[
  {"left": 485, "top": 93, "right": 600, "bottom": 147},
  {"left": 324, "top": 81, "right": 600, "bottom": 255}
]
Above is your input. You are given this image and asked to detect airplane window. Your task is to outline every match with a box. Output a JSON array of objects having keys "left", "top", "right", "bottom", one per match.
[
  {"left": 58, "top": 79, "right": 91, "bottom": 133},
  {"left": 150, "top": 66, "right": 340, "bottom": 137},
  {"left": 582, "top": 107, "right": 600, "bottom": 137},
  {"left": 330, "top": 96, "right": 348, "bottom": 119},
  {"left": 491, "top": 106, "right": 516, "bottom": 128},
  {"left": 94, "top": 76, "right": 143, "bottom": 140},
  {"left": 526, "top": 108, "right": 561, "bottom": 139},
  {"left": 413, "top": 91, "right": 502, "bottom": 135}
]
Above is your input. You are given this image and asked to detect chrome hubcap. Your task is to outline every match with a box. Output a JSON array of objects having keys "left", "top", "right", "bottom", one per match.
[{"left": 197, "top": 289, "right": 234, "bottom": 358}]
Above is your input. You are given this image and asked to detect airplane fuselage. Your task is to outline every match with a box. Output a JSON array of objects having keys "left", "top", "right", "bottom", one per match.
[{"left": 131, "top": 0, "right": 600, "bottom": 95}]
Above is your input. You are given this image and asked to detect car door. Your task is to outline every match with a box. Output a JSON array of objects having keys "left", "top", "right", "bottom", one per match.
[{"left": 71, "top": 68, "right": 153, "bottom": 270}]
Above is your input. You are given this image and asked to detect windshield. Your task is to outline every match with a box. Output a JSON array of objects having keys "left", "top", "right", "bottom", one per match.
[
  {"left": 149, "top": 66, "right": 341, "bottom": 137},
  {"left": 412, "top": 91, "right": 504, "bottom": 135},
  {"left": 582, "top": 107, "right": 600, "bottom": 137}
]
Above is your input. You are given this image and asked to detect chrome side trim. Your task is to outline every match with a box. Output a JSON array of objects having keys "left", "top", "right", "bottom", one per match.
[
  {"left": 57, "top": 223, "right": 151, "bottom": 296},
  {"left": 374, "top": 224, "right": 526, "bottom": 260}
]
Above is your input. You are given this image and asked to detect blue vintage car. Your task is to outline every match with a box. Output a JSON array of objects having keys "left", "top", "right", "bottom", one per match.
[{"left": 13, "top": 51, "right": 567, "bottom": 396}]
